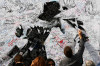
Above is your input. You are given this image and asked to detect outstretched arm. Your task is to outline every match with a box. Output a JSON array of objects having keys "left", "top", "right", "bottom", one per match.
[{"left": 76, "top": 30, "right": 85, "bottom": 56}]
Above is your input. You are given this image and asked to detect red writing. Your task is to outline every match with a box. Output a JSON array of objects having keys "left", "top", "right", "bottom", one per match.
[{"left": 8, "top": 38, "right": 19, "bottom": 46}]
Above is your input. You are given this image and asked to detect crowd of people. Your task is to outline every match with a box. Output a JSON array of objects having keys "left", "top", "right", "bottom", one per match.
[{"left": 13, "top": 30, "right": 99, "bottom": 66}]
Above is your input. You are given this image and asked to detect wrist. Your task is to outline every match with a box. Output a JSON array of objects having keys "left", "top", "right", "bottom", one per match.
[{"left": 79, "top": 35, "right": 82, "bottom": 39}]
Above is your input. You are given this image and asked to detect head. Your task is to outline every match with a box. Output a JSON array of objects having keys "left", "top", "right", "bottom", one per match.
[
  {"left": 31, "top": 56, "right": 45, "bottom": 66},
  {"left": 64, "top": 46, "right": 73, "bottom": 58},
  {"left": 46, "top": 59, "right": 55, "bottom": 66},
  {"left": 14, "top": 54, "right": 23, "bottom": 63},
  {"left": 85, "top": 60, "right": 95, "bottom": 66}
]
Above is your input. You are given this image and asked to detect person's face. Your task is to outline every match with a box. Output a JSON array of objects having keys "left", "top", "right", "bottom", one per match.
[{"left": 48, "top": 61, "right": 55, "bottom": 66}]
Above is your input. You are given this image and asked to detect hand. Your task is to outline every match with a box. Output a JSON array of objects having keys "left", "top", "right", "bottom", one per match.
[{"left": 78, "top": 30, "right": 82, "bottom": 39}]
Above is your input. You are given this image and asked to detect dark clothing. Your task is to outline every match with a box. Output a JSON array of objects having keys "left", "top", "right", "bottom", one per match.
[{"left": 59, "top": 39, "right": 85, "bottom": 66}]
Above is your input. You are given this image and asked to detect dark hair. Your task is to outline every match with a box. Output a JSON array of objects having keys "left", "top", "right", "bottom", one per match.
[
  {"left": 31, "top": 56, "right": 45, "bottom": 66},
  {"left": 86, "top": 60, "right": 95, "bottom": 66},
  {"left": 64, "top": 46, "right": 73, "bottom": 58},
  {"left": 14, "top": 54, "right": 23, "bottom": 63},
  {"left": 46, "top": 58, "right": 55, "bottom": 66}
]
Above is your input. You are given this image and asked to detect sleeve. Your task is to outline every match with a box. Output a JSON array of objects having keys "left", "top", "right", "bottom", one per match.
[
  {"left": 59, "top": 61, "right": 62, "bottom": 66},
  {"left": 76, "top": 38, "right": 85, "bottom": 57}
]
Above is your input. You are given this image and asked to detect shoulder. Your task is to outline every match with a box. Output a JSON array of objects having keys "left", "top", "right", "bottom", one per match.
[{"left": 59, "top": 57, "right": 69, "bottom": 66}]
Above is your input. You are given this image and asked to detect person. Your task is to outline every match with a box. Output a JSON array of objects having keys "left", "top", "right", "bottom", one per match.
[
  {"left": 14, "top": 54, "right": 25, "bottom": 66},
  {"left": 30, "top": 56, "right": 46, "bottom": 66},
  {"left": 59, "top": 30, "right": 86, "bottom": 66},
  {"left": 46, "top": 58, "right": 55, "bottom": 66},
  {"left": 85, "top": 60, "right": 95, "bottom": 66}
]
